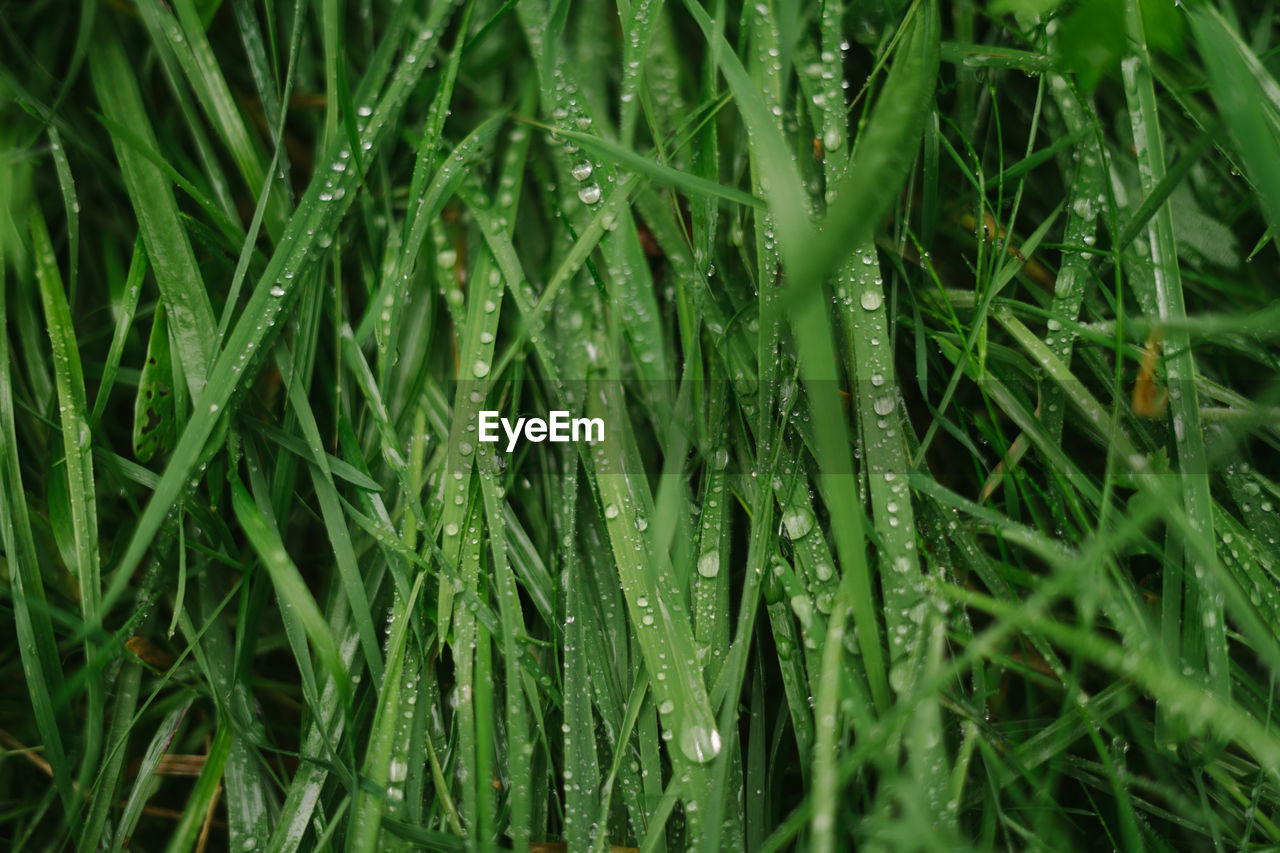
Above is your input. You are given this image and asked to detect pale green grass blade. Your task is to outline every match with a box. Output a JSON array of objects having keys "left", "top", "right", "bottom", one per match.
[
  {"left": 89, "top": 29, "right": 216, "bottom": 398},
  {"left": 1122, "top": 0, "right": 1226, "bottom": 708},
  {"left": 31, "top": 207, "right": 104, "bottom": 799}
]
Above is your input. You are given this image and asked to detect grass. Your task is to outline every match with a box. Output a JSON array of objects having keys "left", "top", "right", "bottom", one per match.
[{"left": 3, "top": 0, "right": 1280, "bottom": 849}]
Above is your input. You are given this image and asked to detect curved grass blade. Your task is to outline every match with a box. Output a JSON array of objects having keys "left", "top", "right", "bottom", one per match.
[
  {"left": 89, "top": 28, "right": 216, "bottom": 398},
  {"left": 31, "top": 208, "right": 105, "bottom": 799}
]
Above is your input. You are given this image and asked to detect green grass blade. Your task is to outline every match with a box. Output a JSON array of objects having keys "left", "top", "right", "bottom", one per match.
[{"left": 89, "top": 28, "right": 216, "bottom": 398}]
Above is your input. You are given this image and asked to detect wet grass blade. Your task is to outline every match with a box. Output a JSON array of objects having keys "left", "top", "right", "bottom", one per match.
[
  {"left": 1123, "top": 0, "right": 1226, "bottom": 705},
  {"left": 0, "top": 239, "right": 74, "bottom": 815},
  {"left": 90, "top": 28, "right": 216, "bottom": 397}
]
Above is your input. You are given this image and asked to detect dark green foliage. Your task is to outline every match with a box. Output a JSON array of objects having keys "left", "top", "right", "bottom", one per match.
[{"left": 1, "top": 1, "right": 1279, "bottom": 851}]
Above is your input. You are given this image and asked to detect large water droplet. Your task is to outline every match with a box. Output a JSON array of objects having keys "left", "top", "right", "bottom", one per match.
[
  {"left": 577, "top": 183, "right": 602, "bottom": 204},
  {"left": 782, "top": 506, "right": 814, "bottom": 539},
  {"left": 679, "top": 724, "right": 722, "bottom": 763},
  {"left": 570, "top": 160, "right": 594, "bottom": 181},
  {"left": 860, "top": 290, "right": 883, "bottom": 311},
  {"left": 697, "top": 551, "right": 721, "bottom": 578}
]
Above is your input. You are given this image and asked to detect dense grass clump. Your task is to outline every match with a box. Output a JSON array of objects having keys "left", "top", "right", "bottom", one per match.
[{"left": 3, "top": 0, "right": 1280, "bottom": 849}]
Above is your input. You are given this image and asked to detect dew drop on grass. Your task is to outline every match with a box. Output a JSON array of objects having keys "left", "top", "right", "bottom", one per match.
[
  {"left": 444, "top": 522, "right": 459, "bottom": 537},
  {"left": 577, "top": 183, "right": 602, "bottom": 204},
  {"left": 270, "top": 285, "right": 285, "bottom": 297},
  {"left": 679, "top": 724, "right": 722, "bottom": 763},
  {"left": 570, "top": 160, "right": 593, "bottom": 181},
  {"left": 604, "top": 503, "right": 619, "bottom": 519},
  {"left": 697, "top": 551, "right": 721, "bottom": 578},
  {"left": 782, "top": 506, "right": 814, "bottom": 539},
  {"left": 472, "top": 359, "right": 490, "bottom": 378},
  {"left": 873, "top": 396, "right": 894, "bottom": 416},
  {"left": 860, "top": 290, "right": 883, "bottom": 311},
  {"left": 658, "top": 699, "right": 675, "bottom": 715}
]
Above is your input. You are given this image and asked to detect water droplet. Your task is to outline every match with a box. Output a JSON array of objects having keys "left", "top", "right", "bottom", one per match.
[
  {"left": 472, "top": 360, "right": 490, "bottom": 378},
  {"left": 697, "top": 552, "right": 721, "bottom": 578},
  {"left": 604, "top": 504, "right": 619, "bottom": 519},
  {"left": 860, "top": 290, "right": 883, "bottom": 311},
  {"left": 782, "top": 506, "right": 814, "bottom": 539},
  {"left": 269, "top": 285, "right": 286, "bottom": 297},
  {"left": 679, "top": 724, "right": 722, "bottom": 763},
  {"left": 577, "top": 183, "right": 602, "bottom": 204},
  {"left": 570, "top": 160, "right": 593, "bottom": 181},
  {"left": 873, "top": 396, "right": 894, "bottom": 416}
]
